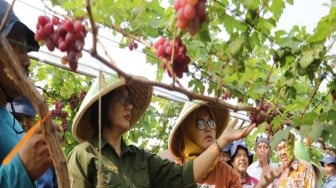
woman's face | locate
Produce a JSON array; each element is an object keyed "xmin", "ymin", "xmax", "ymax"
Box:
[
  {"xmin": 107, "ymin": 86, "xmax": 133, "ymax": 132},
  {"xmin": 195, "ymin": 108, "xmax": 216, "ymax": 149},
  {"xmin": 232, "ymin": 148, "xmax": 249, "ymax": 173}
]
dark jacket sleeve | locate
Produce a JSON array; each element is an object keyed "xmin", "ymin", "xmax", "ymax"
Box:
[{"xmin": 145, "ymin": 151, "xmax": 196, "ymax": 188}]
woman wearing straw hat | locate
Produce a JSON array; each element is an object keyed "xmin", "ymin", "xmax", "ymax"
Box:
[
  {"xmin": 168, "ymin": 100, "xmax": 248, "ymax": 187},
  {"xmin": 168, "ymin": 101, "xmax": 283, "ymax": 188},
  {"xmin": 67, "ymin": 73, "xmax": 256, "ymax": 187}
]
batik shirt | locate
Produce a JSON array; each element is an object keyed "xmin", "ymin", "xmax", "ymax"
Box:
[{"xmin": 276, "ymin": 159, "xmax": 317, "ymax": 188}]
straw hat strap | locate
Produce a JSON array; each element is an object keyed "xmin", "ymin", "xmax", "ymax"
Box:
[
  {"xmin": 125, "ymin": 75, "xmax": 134, "ymax": 85},
  {"xmin": 97, "ymin": 71, "xmax": 104, "ymax": 185}
]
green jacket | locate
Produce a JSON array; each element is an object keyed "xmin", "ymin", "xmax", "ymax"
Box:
[{"xmin": 67, "ymin": 137, "xmax": 196, "ymax": 188}]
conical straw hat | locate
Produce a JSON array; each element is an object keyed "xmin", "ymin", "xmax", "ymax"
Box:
[
  {"xmin": 72, "ymin": 73, "xmax": 152, "ymax": 143},
  {"xmin": 168, "ymin": 100, "xmax": 229, "ymax": 159}
]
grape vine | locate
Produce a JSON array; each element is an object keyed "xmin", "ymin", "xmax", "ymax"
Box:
[
  {"xmin": 35, "ymin": 15, "xmax": 87, "ymax": 71},
  {"xmin": 249, "ymin": 101, "xmax": 273, "ymax": 126},
  {"xmin": 128, "ymin": 40, "xmax": 138, "ymax": 51},
  {"xmin": 174, "ymin": 0, "xmax": 207, "ymax": 35},
  {"xmin": 154, "ymin": 37, "xmax": 191, "ymax": 78},
  {"xmin": 50, "ymin": 90, "xmax": 87, "ymax": 132}
]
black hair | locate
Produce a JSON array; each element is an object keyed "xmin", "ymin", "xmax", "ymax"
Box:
[
  {"xmin": 88, "ymin": 86, "xmax": 131, "ymax": 130},
  {"xmin": 89, "ymin": 90, "xmax": 117, "ymax": 129}
]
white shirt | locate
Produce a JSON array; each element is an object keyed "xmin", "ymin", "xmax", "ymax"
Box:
[{"xmin": 247, "ymin": 160, "xmax": 278, "ymax": 188}]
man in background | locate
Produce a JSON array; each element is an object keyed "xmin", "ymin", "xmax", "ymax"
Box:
[
  {"xmin": 7, "ymin": 96, "xmax": 58, "ymax": 188},
  {"xmin": 320, "ymin": 155, "xmax": 336, "ymax": 188},
  {"xmin": 0, "ymin": 1, "xmax": 56, "ymax": 187},
  {"xmin": 247, "ymin": 133, "xmax": 278, "ymax": 187}
]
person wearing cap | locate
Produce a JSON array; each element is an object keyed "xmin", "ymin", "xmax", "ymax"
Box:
[
  {"xmin": 67, "ymin": 74, "xmax": 255, "ymax": 187},
  {"xmin": 0, "ymin": 1, "xmax": 57, "ymax": 187},
  {"xmin": 247, "ymin": 133, "xmax": 277, "ymax": 187},
  {"xmin": 219, "ymin": 142, "xmax": 233, "ymax": 163},
  {"xmin": 6, "ymin": 96, "xmax": 37, "ymax": 131},
  {"xmin": 168, "ymin": 100, "xmax": 252, "ymax": 187},
  {"xmin": 274, "ymin": 132, "xmax": 317, "ymax": 188},
  {"xmin": 6, "ymin": 96, "xmax": 58, "ymax": 188},
  {"xmin": 320, "ymin": 155, "xmax": 336, "ymax": 188},
  {"xmin": 230, "ymin": 139, "xmax": 259, "ymax": 187}
]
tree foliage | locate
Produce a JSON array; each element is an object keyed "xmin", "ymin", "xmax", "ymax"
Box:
[{"xmin": 28, "ymin": 0, "xmax": 336, "ymax": 159}]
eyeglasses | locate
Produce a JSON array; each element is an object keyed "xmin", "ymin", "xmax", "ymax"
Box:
[
  {"xmin": 196, "ymin": 119, "xmax": 216, "ymax": 130},
  {"xmin": 116, "ymin": 95, "xmax": 133, "ymax": 106}
]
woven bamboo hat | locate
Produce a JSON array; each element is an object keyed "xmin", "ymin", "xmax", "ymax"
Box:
[
  {"xmin": 168, "ymin": 100, "xmax": 230, "ymax": 159},
  {"xmin": 72, "ymin": 73, "xmax": 153, "ymax": 143}
]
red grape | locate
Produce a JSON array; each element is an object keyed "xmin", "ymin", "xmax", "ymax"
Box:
[{"xmin": 35, "ymin": 15, "xmax": 87, "ymax": 71}]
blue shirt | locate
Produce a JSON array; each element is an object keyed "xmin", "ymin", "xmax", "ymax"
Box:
[
  {"xmin": 322, "ymin": 175, "xmax": 336, "ymax": 188},
  {"xmin": 0, "ymin": 107, "xmax": 35, "ymax": 187},
  {"xmin": 37, "ymin": 168, "xmax": 58, "ymax": 188}
]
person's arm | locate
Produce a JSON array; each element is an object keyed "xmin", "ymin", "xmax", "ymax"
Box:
[
  {"xmin": 0, "ymin": 154, "xmax": 36, "ymax": 188},
  {"xmin": 17, "ymin": 124, "xmax": 54, "ymax": 180},
  {"xmin": 193, "ymin": 119, "xmax": 255, "ymax": 181},
  {"xmin": 67, "ymin": 144, "xmax": 96, "ymax": 188},
  {"xmin": 147, "ymin": 151, "xmax": 196, "ymax": 188}
]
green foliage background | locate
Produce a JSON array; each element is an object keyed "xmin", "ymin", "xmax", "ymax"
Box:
[{"xmin": 29, "ymin": 0, "xmax": 336, "ymax": 166}]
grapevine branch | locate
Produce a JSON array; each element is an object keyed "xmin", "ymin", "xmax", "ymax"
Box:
[
  {"xmin": 111, "ymin": 24, "xmax": 152, "ymax": 48},
  {"xmin": 299, "ymin": 73, "xmax": 325, "ymax": 124},
  {"xmin": 81, "ymin": 0, "xmax": 257, "ymax": 114}
]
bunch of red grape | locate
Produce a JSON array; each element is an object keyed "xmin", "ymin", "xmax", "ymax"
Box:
[
  {"xmin": 35, "ymin": 15, "xmax": 87, "ymax": 71},
  {"xmin": 154, "ymin": 37, "xmax": 191, "ymax": 78},
  {"xmin": 221, "ymin": 89, "xmax": 232, "ymax": 100},
  {"xmin": 51, "ymin": 100, "xmax": 68, "ymax": 131},
  {"xmin": 174, "ymin": 0, "xmax": 207, "ymax": 35},
  {"xmin": 249, "ymin": 102, "xmax": 270, "ymax": 126},
  {"xmin": 128, "ymin": 40, "xmax": 138, "ymax": 51},
  {"xmin": 50, "ymin": 90, "xmax": 87, "ymax": 132}
]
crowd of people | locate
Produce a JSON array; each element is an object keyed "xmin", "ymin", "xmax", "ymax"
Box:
[{"xmin": 1, "ymin": 0, "xmax": 336, "ymax": 187}]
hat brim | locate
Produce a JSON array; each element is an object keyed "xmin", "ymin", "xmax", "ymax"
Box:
[
  {"xmin": 72, "ymin": 74, "xmax": 152, "ymax": 143},
  {"xmin": 12, "ymin": 22, "xmax": 39, "ymax": 52},
  {"xmin": 6, "ymin": 98, "xmax": 36, "ymax": 116},
  {"xmin": 0, "ymin": 0, "xmax": 39, "ymax": 52},
  {"xmin": 168, "ymin": 100, "xmax": 229, "ymax": 159},
  {"xmin": 320, "ymin": 158, "xmax": 336, "ymax": 167}
]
